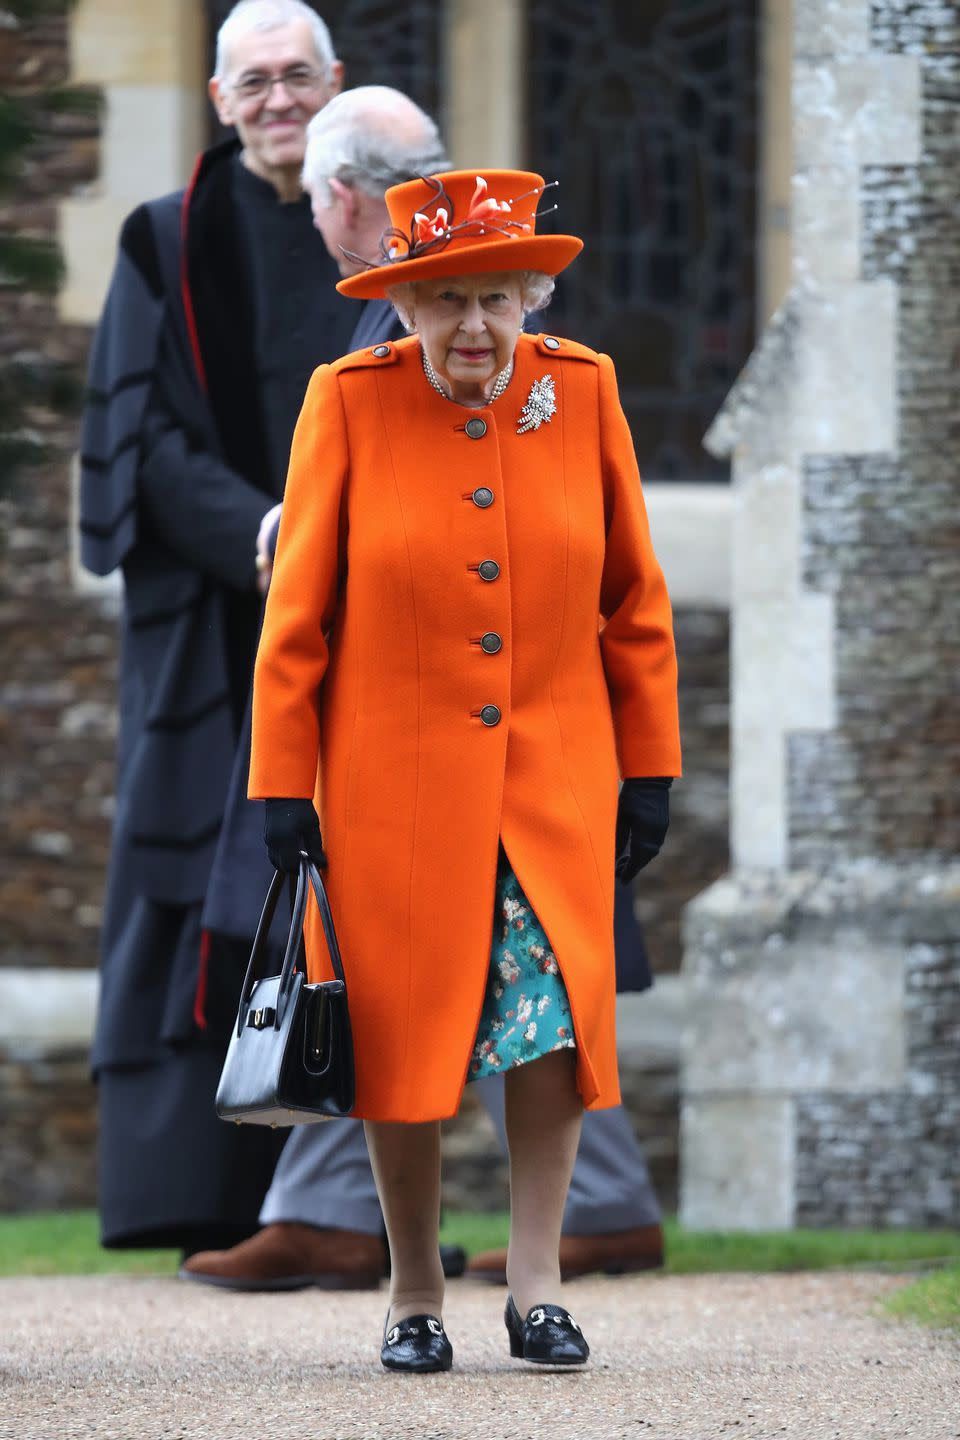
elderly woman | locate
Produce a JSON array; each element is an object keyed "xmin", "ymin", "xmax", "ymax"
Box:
[{"xmin": 249, "ymin": 170, "xmax": 681, "ymax": 1373}]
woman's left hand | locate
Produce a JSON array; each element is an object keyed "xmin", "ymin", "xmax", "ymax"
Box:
[{"xmin": 615, "ymin": 778, "xmax": 673, "ymax": 884}]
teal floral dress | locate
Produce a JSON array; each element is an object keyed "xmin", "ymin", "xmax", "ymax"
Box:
[{"xmin": 468, "ymin": 847, "xmax": 576, "ymax": 1079}]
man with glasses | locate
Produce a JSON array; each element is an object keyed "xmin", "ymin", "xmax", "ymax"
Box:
[{"xmin": 79, "ymin": 0, "xmax": 359, "ymax": 1260}]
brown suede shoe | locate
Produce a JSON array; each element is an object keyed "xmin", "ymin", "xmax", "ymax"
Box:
[
  {"xmin": 466, "ymin": 1223, "xmax": 665, "ymax": 1284},
  {"xmin": 178, "ymin": 1222, "xmax": 386, "ymax": 1291}
]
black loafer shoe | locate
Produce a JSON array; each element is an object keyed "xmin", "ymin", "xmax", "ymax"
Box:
[
  {"xmin": 380, "ymin": 1313, "xmax": 453, "ymax": 1373},
  {"xmin": 505, "ymin": 1295, "xmax": 589, "ymax": 1366}
]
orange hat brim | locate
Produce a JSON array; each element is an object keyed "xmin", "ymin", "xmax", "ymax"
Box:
[{"xmin": 336, "ymin": 233, "xmax": 583, "ymax": 300}]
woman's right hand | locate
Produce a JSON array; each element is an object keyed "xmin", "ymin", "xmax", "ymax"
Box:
[{"xmin": 263, "ymin": 797, "xmax": 327, "ymax": 873}]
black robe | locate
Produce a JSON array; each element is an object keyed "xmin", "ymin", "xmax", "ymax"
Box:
[{"xmin": 79, "ymin": 139, "xmax": 356, "ymax": 1247}]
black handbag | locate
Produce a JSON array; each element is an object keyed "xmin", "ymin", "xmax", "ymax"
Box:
[{"xmin": 215, "ymin": 854, "xmax": 355, "ymax": 1126}]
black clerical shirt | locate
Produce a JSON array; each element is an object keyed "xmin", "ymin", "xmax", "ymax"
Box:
[{"xmin": 232, "ymin": 156, "xmax": 357, "ymax": 494}]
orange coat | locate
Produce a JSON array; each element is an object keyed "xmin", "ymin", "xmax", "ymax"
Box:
[{"xmin": 249, "ymin": 332, "xmax": 681, "ymax": 1121}]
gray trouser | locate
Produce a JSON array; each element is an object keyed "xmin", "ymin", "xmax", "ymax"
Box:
[{"xmin": 260, "ymin": 1077, "xmax": 660, "ymax": 1235}]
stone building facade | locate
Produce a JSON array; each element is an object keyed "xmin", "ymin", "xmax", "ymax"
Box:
[{"xmin": 681, "ymin": 0, "xmax": 960, "ymax": 1229}]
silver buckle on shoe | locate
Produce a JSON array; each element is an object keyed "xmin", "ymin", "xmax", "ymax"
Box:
[
  {"xmin": 426, "ymin": 1318, "xmax": 443, "ymax": 1336},
  {"xmin": 530, "ymin": 1306, "xmax": 580, "ymax": 1332},
  {"xmin": 386, "ymin": 1325, "xmax": 403, "ymax": 1345}
]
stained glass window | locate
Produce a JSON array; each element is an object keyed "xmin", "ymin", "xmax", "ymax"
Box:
[{"xmin": 525, "ymin": 0, "xmax": 758, "ymax": 481}]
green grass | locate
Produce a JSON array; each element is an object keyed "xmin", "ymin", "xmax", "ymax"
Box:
[
  {"xmin": 0, "ymin": 1211, "xmax": 178, "ymax": 1277},
  {"xmin": 658, "ymin": 1220, "xmax": 960, "ymax": 1275},
  {"xmin": 3, "ymin": 1210, "xmax": 960, "ymax": 1280},
  {"xmin": 885, "ymin": 1264, "xmax": 960, "ymax": 1331},
  {"xmin": 440, "ymin": 1210, "xmax": 511, "ymax": 1256}
]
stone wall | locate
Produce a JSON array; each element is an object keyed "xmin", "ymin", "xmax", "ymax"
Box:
[
  {"xmin": 682, "ymin": 860, "xmax": 960, "ymax": 1230},
  {"xmin": 0, "ymin": 8, "xmax": 110, "ymax": 1213},
  {"xmin": 0, "ymin": 1051, "xmax": 97, "ymax": 1211},
  {"xmin": 789, "ymin": 452, "xmax": 959, "ymax": 865},
  {"xmin": 787, "ymin": 0, "xmax": 960, "ymax": 869},
  {"xmin": 1, "ymin": 10, "xmax": 114, "ymax": 973},
  {"xmin": 788, "ymin": 0, "xmax": 960, "ymax": 1224},
  {"xmin": 795, "ymin": 916, "xmax": 960, "ymax": 1228}
]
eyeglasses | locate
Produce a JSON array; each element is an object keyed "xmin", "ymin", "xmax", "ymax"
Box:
[{"xmin": 230, "ymin": 66, "xmax": 325, "ymax": 103}]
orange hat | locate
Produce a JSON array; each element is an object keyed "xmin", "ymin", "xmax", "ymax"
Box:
[{"xmin": 336, "ymin": 169, "xmax": 583, "ymax": 299}]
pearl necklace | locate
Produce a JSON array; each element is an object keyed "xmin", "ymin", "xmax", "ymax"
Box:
[{"xmin": 421, "ymin": 346, "xmax": 513, "ymax": 405}]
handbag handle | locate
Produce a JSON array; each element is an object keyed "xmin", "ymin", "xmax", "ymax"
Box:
[
  {"xmin": 297, "ymin": 851, "xmax": 347, "ymax": 988},
  {"xmin": 235, "ymin": 854, "xmax": 345, "ymax": 1038}
]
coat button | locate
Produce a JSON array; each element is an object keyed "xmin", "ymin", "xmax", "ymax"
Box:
[
  {"xmin": 472, "ymin": 487, "xmax": 494, "ymax": 508},
  {"xmin": 372, "ymin": 345, "xmax": 390, "ymax": 357},
  {"xmin": 543, "ymin": 335, "xmax": 560, "ymax": 350},
  {"xmin": 465, "ymin": 417, "xmax": 487, "ymax": 439},
  {"xmin": 479, "ymin": 704, "xmax": 501, "ymax": 727},
  {"xmin": 480, "ymin": 632, "xmax": 502, "ymax": 654},
  {"xmin": 478, "ymin": 560, "xmax": 500, "ymax": 581}
]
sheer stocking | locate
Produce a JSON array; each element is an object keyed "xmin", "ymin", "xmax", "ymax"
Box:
[
  {"xmin": 503, "ymin": 1048, "xmax": 583, "ymax": 1317},
  {"xmin": 364, "ymin": 1119, "xmax": 445, "ymax": 1327}
]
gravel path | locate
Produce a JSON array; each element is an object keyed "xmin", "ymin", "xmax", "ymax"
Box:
[{"xmin": 1, "ymin": 1272, "xmax": 957, "ymax": 1440}]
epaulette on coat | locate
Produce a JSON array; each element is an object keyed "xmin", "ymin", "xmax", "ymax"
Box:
[
  {"xmin": 531, "ymin": 333, "xmax": 600, "ymax": 365},
  {"xmin": 333, "ymin": 337, "xmax": 409, "ymax": 374}
]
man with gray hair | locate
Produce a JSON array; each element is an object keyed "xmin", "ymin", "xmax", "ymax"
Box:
[
  {"xmin": 182, "ymin": 86, "xmax": 667, "ymax": 1294},
  {"xmin": 302, "ymin": 82, "xmax": 448, "ymax": 208}
]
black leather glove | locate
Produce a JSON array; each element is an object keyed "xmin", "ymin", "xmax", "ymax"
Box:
[
  {"xmin": 615, "ymin": 778, "xmax": 672, "ymax": 885},
  {"xmin": 263, "ymin": 797, "xmax": 327, "ymax": 874}
]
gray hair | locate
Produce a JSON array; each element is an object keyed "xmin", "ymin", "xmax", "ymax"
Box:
[
  {"xmin": 302, "ymin": 86, "xmax": 448, "ymax": 204},
  {"xmin": 214, "ymin": 0, "xmax": 337, "ymax": 81},
  {"xmin": 387, "ymin": 273, "xmax": 556, "ymax": 331}
]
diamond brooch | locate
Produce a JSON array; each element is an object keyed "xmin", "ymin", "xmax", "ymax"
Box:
[{"xmin": 517, "ymin": 374, "xmax": 556, "ymax": 434}]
